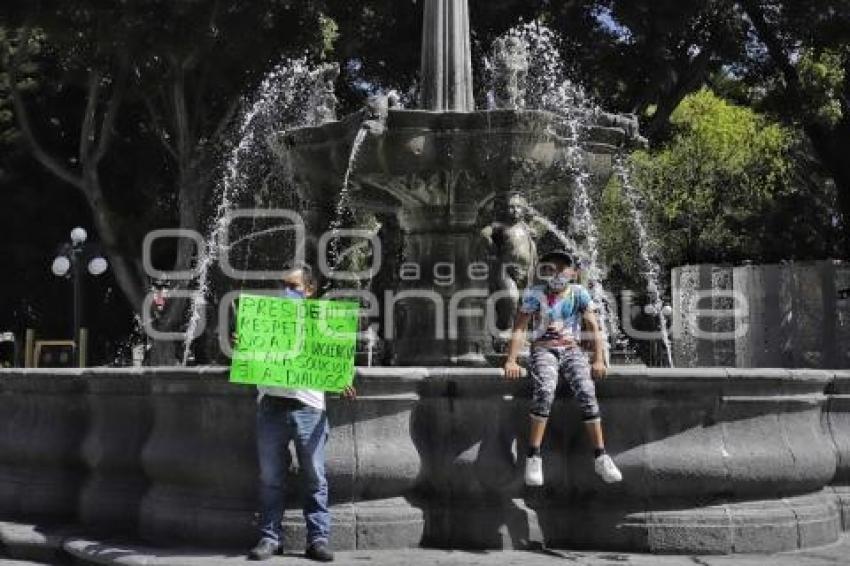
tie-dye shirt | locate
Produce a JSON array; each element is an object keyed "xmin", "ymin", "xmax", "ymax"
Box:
[{"xmin": 519, "ymin": 284, "xmax": 593, "ymax": 343}]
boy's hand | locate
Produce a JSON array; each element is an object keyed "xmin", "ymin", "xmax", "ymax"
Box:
[
  {"xmin": 504, "ymin": 360, "xmax": 523, "ymax": 380},
  {"xmin": 591, "ymin": 360, "xmax": 607, "ymax": 380},
  {"xmin": 546, "ymin": 321, "xmax": 564, "ymax": 334},
  {"xmin": 341, "ymin": 385, "xmax": 357, "ymax": 399}
]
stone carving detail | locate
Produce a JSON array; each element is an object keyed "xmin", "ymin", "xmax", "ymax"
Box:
[{"xmin": 363, "ymin": 91, "xmax": 402, "ymax": 135}]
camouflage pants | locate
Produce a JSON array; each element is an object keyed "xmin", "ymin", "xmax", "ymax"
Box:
[{"xmin": 529, "ymin": 345, "xmax": 600, "ymax": 421}]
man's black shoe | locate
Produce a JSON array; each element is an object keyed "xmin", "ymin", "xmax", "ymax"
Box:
[
  {"xmin": 248, "ymin": 538, "xmax": 281, "ymax": 561},
  {"xmin": 305, "ymin": 541, "xmax": 334, "ymax": 562}
]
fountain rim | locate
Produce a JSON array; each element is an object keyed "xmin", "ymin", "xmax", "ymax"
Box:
[
  {"xmin": 1, "ymin": 365, "xmax": 842, "ymax": 387},
  {"xmin": 277, "ymin": 106, "xmax": 644, "ymax": 150}
]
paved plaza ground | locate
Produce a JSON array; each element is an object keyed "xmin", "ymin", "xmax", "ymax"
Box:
[{"xmin": 3, "ymin": 521, "xmax": 850, "ymax": 566}]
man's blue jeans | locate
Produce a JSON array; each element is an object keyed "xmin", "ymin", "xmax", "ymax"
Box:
[{"xmin": 256, "ymin": 396, "xmax": 330, "ymax": 546}]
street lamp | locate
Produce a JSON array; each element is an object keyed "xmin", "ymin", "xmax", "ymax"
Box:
[
  {"xmin": 71, "ymin": 226, "xmax": 88, "ymax": 246},
  {"xmin": 52, "ymin": 226, "xmax": 109, "ymax": 366}
]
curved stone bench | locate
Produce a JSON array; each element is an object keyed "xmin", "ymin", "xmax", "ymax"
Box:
[
  {"xmin": 0, "ymin": 366, "xmax": 845, "ymax": 554},
  {"xmin": 827, "ymin": 370, "xmax": 850, "ymax": 529},
  {"xmin": 0, "ymin": 371, "xmax": 87, "ymax": 520},
  {"xmin": 80, "ymin": 368, "xmax": 151, "ymax": 534}
]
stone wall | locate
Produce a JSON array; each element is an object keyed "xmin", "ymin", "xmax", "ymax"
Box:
[
  {"xmin": 735, "ymin": 261, "xmax": 850, "ymax": 368},
  {"xmin": 670, "ymin": 265, "xmax": 736, "ymax": 368},
  {"xmin": 670, "ymin": 261, "xmax": 850, "ymax": 368},
  {"xmin": 0, "ymin": 366, "xmax": 848, "ymax": 554}
]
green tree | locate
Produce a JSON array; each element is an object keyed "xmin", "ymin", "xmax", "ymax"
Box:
[
  {"xmin": 736, "ymin": 0, "xmax": 850, "ymax": 251},
  {"xmin": 602, "ymin": 88, "xmax": 839, "ymax": 270}
]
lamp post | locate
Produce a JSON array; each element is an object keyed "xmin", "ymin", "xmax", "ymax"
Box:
[{"xmin": 52, "ymin": 227, "xmax": 108, "ymax": 367}]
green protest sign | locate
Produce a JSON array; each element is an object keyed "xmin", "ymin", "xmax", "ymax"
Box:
[{"xmin": 229, "ymin": 294, "xmax": 358, "ymax": 391}]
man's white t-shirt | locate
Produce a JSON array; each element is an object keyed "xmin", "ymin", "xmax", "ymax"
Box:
[
  {"xmin": 253, "ymin": 287, "xmax": 325, "ymax": 410},
  {"xmin": 257, "ymin": 386, "xmax": 325, "ymax": 411}
]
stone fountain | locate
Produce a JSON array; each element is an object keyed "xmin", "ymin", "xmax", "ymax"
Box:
[
  {"xmin": 272, "ymin": 0, "xmax": 643, "ymax": 366},
  {"xmin": 1, "ymin": 2, "xmax": 848, "ymax": 562}
]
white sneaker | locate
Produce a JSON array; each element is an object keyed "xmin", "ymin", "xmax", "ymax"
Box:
[
  {"xmin": 525, "ymin": 455, "xmax": 544, "ymax": 486},
  {"xmin": 594, "ymin": 454, "xmax": 622, "ymax": 483}
]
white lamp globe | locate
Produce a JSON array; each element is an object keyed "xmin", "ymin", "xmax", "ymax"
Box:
[
  {"xmin": 661, "ymin": 305, "xmax": 673, "ymax": 317},
  {"xmin": 52, "ymin": 256, "xmax": 71, "ymax": 277},
  {"xmin": 87, "ymin": 256, "xmax": 108, "ymax": 276},
  {"xmin": 70, "ymin": 227, "xmax": 88, "ymax": 245},
  {"xmin": 644, "ymin": 304, "xmax": 658, "ymax": 316}
]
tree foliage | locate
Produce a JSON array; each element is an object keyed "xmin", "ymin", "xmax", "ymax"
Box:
[
  {"xmin": 601, "ymin": 88, "xmax": 839, "ymax": 272},
  {"xmin": 1, "ymin": 0, "xmax": 326, "ymax": 319},
  {"xmin": 0, "ymin": 26, "xmax": 41, "ymax": 148},
  {"xmin": 796, "ymin": 48, "xmax": 846, "ymax": 128}
]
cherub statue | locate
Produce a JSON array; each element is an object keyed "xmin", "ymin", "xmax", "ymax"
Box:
[
  {"xmin": 363, "ymin": 89, "xmax": 403, "ymax": 136},
  {"xmin": 480, "ymin": 193, "xmax": 547, "ymax": 347}
]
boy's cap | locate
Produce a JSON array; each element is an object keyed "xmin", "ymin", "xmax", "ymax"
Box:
[{"xmin": 539, "ymin": 249, "xmax": 574, "ymax": 266}]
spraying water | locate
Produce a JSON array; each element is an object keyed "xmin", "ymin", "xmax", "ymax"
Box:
[
  {"xmin": 498, "ymin": 21, "xmax": 589, "ymax": 112},
  {"xmin": 560, "ymin": 112, "xmax": 617, "ymax": 362},
  {"xmin": 181, "ymin": 58, "xmax": 314, "ymax": 364},
  {"xmin": 327, "ymin": 127, "xmax": 369, "ymax": 274},
  {"xmin": 613, "ymin": 157, "xmax": 675, "ymax": 367}
]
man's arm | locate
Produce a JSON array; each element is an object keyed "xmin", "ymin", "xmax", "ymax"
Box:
[
  {"xmin": 582, "ymin": 309, "xmax": 607, "ymax": 379},
  {"xmin": 503, "ymin": 310, "xmax": 531, "ymax": 380}
]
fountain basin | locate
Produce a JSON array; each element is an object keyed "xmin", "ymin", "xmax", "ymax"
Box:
[
  {"xmin": 274, "ymin": 108, "xmax": 640, "ymax": 211},
  {"xmin": 0, "ymin": 366, "xmax": 847, "ymax": 553}
]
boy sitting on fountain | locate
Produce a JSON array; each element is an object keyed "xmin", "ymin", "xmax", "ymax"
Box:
[
  {"xmin": 503, "ymin": 249, "xmax": 622, "ymax": 486},
  {"xmin": 247, "ymin": 264, "xmax": 355, "ymax": 562}
]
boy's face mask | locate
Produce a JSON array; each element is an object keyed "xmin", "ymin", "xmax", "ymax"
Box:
[{"xmin": 546, "ymin": 273, "xmax": 571, "ymax": 293}]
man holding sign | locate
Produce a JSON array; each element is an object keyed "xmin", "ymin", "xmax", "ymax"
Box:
[{"xmin": 231, "ymin": 266, "xmax": 356, "ymax": 562}]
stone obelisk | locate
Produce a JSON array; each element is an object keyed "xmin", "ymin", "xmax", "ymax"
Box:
[{"xmin": 419, "ymin": 0, "xmax": 475, "ymax": 112}]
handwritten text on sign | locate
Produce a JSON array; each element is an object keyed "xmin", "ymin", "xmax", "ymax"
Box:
[{"xmin": 229, "ymin": 294, "xmax": 358, "ymax": 391}]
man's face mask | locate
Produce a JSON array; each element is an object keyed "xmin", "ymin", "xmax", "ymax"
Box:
[{"xmin": 281, "ymin": 282, "xmax": 306, "ymax": 299}]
